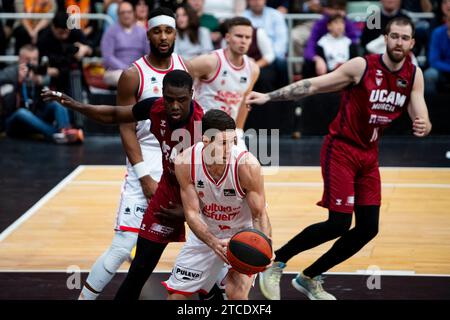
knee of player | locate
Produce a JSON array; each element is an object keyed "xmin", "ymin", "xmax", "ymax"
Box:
[
  {"xmin": 103, "ymin": 246, "xmax": 131, "ymax": 274},
  {"xmin": 225, "ymin": 284, "xmax": 249, "ymax": 300},
  {"xmin": 328, "ymin": 211, "xmax": 352, "ymax": 235},
  {"xmin": 365, "ymin": 224, "xmax": 379, "ymax": 240}
]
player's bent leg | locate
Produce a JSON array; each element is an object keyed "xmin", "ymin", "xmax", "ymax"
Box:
[
  {"xmin": 225, "ymin": 270, "xmax": 254, "ymax": 300},
  {"xmin": 114, "ymin": 236, "xmax": 167, "ymax": 300},
  {"xmin": 297, "ymin": 207, "xmax": 380, "ymax": 299},
  {"xmin": 259, "ymin": 211, "xmax": 351, "ymax": 300},
  {"xmin": 274, "ymin": 211, "xmax": 352, "ymax": 264},
  {"xmin": 79, "ymin": 231, "xmax": 138, "ymax": 300}
]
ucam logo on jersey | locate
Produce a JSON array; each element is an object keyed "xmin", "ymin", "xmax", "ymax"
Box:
[
  {"xmin": 174, "ymin": 265, "xmax": 203, "ymax": 282},
  {"xmin": 369, "ymin": 90, "xmax": 406, "ymax": 107},
  {"xmin": 369, "ymin": 89, "xmax": 406, "ymax": 112}
]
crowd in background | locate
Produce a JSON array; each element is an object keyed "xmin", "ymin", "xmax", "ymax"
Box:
[{"xmin": 0, "ymin": 0, "xmax": 449, "ymax": 143}]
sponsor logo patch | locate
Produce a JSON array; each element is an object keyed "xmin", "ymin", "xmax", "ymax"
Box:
[
  {"xmin": 224, "ymin": 189, "xmax": 236, "ymax": 196},
  {"xmin": 134, "ymin": 204, "xmax": 146, "ymax": 219},
  {"xmin": 396, "ymin": 78, "xmax": 408, "ymax": 88},
  {"xmin": 173, "ymin": 265, "xmax": 203, "ymax": 282},
  {"xmin": 197, "ymin": 180, "xmax": 205, "ymax": 188}
]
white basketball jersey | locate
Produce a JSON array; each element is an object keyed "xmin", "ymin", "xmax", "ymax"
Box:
[
  {"xmin": 132, "ymin": 54, "xmax": 188, "ymax": 148},
  {"xmin": 194, "ymin": 49, "xmax": 253, "ymax": 121},
  {"xmin": 190, "ymin": 142, "xmax": 253, "ymax": 239}
]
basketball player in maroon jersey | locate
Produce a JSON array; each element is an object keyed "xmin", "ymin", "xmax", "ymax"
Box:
[
  {"xmin": 247, "ymin": 17, "xmax": 431, "ymax": 300},
  {"xmin": 42, "ymin": 70, "xmax": 223, "ymax": 300}
]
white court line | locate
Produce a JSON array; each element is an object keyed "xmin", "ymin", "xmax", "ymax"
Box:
[
  {"xmin": 80, "ymin": 165, "xmax": 450, "ymax": 172},
  {"xmin": 71, "ymin": 180, "xmax": 450, "ymax": 189},
  {"xmin": 261, "ymin": 166, "xmax": 450, "ymax": 172},
  {"xmin": 0, "ymin": 166, "xmax": 86, "ymax": 243},
  {"xmin": 0, "ymin": 269, "xmax": 449, "ymax": 277}
]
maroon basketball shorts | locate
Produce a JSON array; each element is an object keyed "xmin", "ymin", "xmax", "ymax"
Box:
[
  {"xmin": 317, "ymin": 135, "xmax": 381, "ymax": 214},
  {"xmin": 139, "ymin": 174, "xmax": 185, "ymax": 243}
]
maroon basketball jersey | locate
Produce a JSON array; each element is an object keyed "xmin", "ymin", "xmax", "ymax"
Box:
[
  {"xmin": 149, "ymin": 98, "xmax": 204, "ymax": 184},
  {"xmin": 328, "ymin": 54, "xmax": 416, "ymax": 149}
]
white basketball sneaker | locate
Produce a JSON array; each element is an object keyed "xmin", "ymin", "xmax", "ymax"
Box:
[
  {"xmin": 258, "ymin": 261, "xmax": 286, "ymax": 300},
  {"xmin": 291, "ymin": 272, "xmax": 336, "ymax": 300}
]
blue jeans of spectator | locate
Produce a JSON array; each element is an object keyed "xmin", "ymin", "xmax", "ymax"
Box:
[
  {"xmin": 6, "ymin": 101, "xmax": 70, "ymax": 140},
  {"xmin": 424, "ymin": 68, "xmax": 450, "ymax": 96}
]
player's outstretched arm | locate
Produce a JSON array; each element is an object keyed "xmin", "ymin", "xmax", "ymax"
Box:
[
  {"xmin": 407, "ymin": 67, "xmax": 432, "ymax": 137},
  {"xmin": 238, "ymin": 153, "xmax": 272, "ymax": 240},
  {"xmin": 246, "ymin": 57, "xmax": 366, "ymax": 105},
  {"xmin": 174, "ymin": 149, "xmax": 230, "ymax": 264},
  {"xmin": 41, "ymin": 89, "xmax": 137, "ymax": 124}
]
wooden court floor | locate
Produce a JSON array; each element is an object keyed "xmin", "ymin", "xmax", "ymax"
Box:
[{"xmin": 0, "ymin": 165, "xmax": 449, "ymax": 275}]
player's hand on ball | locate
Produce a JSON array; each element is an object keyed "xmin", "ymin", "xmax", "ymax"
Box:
[{"xmin": 210, "ymin": 238, "xmax": 230, "ymax": 264}]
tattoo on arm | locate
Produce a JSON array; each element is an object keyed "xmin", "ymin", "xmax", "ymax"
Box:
[{"xmin": 268, "ymin": 80, "xmax": 312, "ymax": 101}]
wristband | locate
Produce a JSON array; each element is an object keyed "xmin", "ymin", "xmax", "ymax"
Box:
[{"xmin": 133, "ymin": 162, "xmax": 148, "ymax": 179}]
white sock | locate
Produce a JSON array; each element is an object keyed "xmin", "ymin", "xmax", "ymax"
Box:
[{"xmin": 79, "ymin": 285, "xmax": 100, "ymax": 300}]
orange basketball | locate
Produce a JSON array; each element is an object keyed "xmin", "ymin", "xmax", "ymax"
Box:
[{"xmin": 227, "ymin": 228, "xmax": 272, "ymax": 275}]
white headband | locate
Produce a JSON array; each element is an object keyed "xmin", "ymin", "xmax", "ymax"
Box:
[{"xmin": 148, "ymin": 15, "xmax": 176, "ymax": 30}]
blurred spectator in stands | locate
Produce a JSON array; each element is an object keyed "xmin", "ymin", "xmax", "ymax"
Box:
[
  {"xmin": 424, "ymin": 4, "xmax": 450, "ymax": 96},
  {"xmin": 174, "ymin": 3, "xmax": 213, "ymax": 59},
  {"xmin": 246, "ymin": 26, "xmax": 275, "ymax": 69},
  {"xmin": 101, "ymin": 1, "xmax": 148, "ymax": 86},
  {"xmin": 188, "ymin": 0, "xmax": 221, "ymax": 45},
  {"xmin": 266, "ymin": 0, "xmax": 289, "ymax": 13},
  {"xmin": 0, "ymin": 1, "xmax": 15, "ymax": 63},
  {"xmin": 133, "ymin": 0, "xmax": 150, "ymax": 29},
  {"xmin": 316, "ymin": 14, "xmax": 357, "ymax": 75},
  {"xmin": 302, "ymin": 0, "xmax": 359, "ymax": 78},
  {"xmin": 431, "ymin": 0, "xmax": 450, "ymax": 30},
  {"xmin": 360, "ymin": 0, "xmax": 409, "ymax": 54},
  {"xmin": 12, "ymin": 0, "xmax": 57, "ymax": 55},
  {"xmin": 244, "ymin": 0, "xmax": 288, "ymax": 86},
  {"xmin": 402, "ymin": 0, "xmax": 433, "ymax": 12},
  {"xmin": 159, "ymin": 0, "xmax": 185, "ymax": 11},
  {"xmin": 401, "ymin": 0, "xmax": 433, "ymax": 56},
  {"xmin": 0, "ymin": 44, "xmax": 83, "ymax": 143},
  {"xmin": 203, "ymin": 0, "xmax": 246, "ymax": 21},
  {"xmin": 104, "ymin": 0, "xmax": 132, "ymax": 29},
  {"xmin": 37, "ymin": 12, "xmax": 93, "ymax": 93},
  {"xmin": 246, "ymin": 25, "xmax": 276, "ymax": 97},
  {"xmin": 290, "ymin": 1, "xmax": 324, "ymax": 75},
  {"xmin": 57, "ymin": 0, "xmax": 102, "ymax": 50}
]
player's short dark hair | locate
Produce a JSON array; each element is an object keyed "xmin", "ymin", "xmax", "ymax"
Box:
[
  {"xmin": 226, "ymin": 16, "xmax": 253, "ymax": 31},
  {"xmin": 53, "ymin": 12, "xmax": 69, "ymax": 29},
  {"xmin": 385, "ymin": 17, "xmax": 415, "ymax": 37},
  {"xmin": 149, "ymin": 6, "xmax": 176, "ymax": 19},
  {"xmin": 202, "ymin": 110, "xmax": 236, "ymax": 139},
  {"xmin": 162, "ymin": 70, "xmax": 193, "ymax": 91}
]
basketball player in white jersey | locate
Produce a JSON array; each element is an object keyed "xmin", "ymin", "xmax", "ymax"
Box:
[
  {"xmin": 163, "ymin": 110, "xmax": 272, "ymax": 299},
  {"xmin": 79, "ymin": 7, "xmax": 187, "ymax": 300},
  {"xmin": 185, "ymin": 17, "xmax": 260, "ymax": 149}
]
